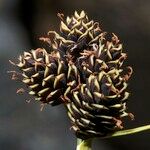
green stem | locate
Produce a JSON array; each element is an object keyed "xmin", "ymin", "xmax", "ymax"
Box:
[
  {"xmin": 76, "ymin": 138, "xmax": 92, "ymax": 150},
  {"xmin": 106, "ymin": 124, "xmax": 150, "ymax": 138},
  {"xmin": 75, "ymin": 125, "xmax": 150, "ymax": 149}
]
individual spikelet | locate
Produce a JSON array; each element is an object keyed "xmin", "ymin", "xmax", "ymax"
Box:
[
  {"xmin": 66, "ymin": 68, "xmax": 133, "ymax": 139},
  {"xmin": 48, "ymin": 11, "xmax": 103, "ymax": 62},
  {"xmin": 14, "ymin": 48, "xmax": 67, "ymax": 106}
]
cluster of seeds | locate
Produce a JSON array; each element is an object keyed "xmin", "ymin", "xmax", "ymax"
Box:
[{"xmin": 11, "ymin": 11, "xmax": 133, "ymax": 139}]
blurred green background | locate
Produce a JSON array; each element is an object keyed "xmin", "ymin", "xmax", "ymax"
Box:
[{"xmin": 0, "ymin": 0, "xmax": 150, "ymax": 149}]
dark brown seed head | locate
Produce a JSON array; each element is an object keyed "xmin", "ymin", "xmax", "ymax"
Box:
[
  {"xmin": 48, "ymin": 11, "xmax": 102, "ymax": 62},
  {"xmin": 15, "ymin": 48, "xmax": 68, "ymax": 106},
  {"xmin": 67, "ymin": 68, "xmax": 133, "ymax": 139},
  {"xmin": 10, "ymin": 11, "xmax": 133, "ymax": 139}
]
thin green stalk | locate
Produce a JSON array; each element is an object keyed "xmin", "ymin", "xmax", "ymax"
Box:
[
  {"xmin": 76, "ymin": 138, "xmax": 92, "ymax": 150},
  {"xmin": 76, "ymin": 125, "xmax": 150, "ymax": 150},
  {"xmin": 106, "ymin": 124, "xmax": 150, "ymax": 138}
]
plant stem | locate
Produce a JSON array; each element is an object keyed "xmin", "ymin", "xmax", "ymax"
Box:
[
  {"xmin": 76, "ymin": 138, "xmax": 92, "ymax": 150},
  {"xmin": 75, "ymin": 125, "xmax": 150, "ymax": 149},
  {"xmin": 104, "ymin": 124, "xmax": 150, "ymax": 138}
]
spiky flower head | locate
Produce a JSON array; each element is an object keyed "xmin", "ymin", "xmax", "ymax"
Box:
[
  {"xmin": 49, "ymin": 11, "xmax": 102, "ymax": 62},
  {"xmin": 10, "ymin": 11, "xmax": 133, "ymax": 139},
  {"xmin": 13, "ymin": 48, "xmax": 68, "ymax": 106}
]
